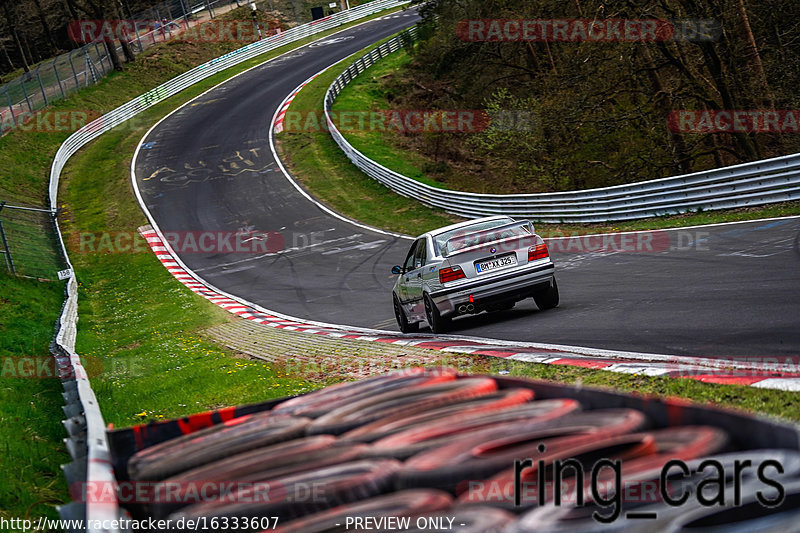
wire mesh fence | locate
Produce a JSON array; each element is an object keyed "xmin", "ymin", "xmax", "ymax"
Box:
[{"xmin": 0, "ymin": 202, "xmax": 67, "ymax": 279}]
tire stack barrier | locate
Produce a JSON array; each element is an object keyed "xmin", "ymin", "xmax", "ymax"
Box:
[{"xmin": 105, "ymin": 368, "xmax": 800, "ymax": 531}]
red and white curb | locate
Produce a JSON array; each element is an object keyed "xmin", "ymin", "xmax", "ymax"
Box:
[
  {"xmin": 273, "ymin": 74, "xmax": 318, "ymax": 134},
  {"xmin": 138, "ymin": 225, "xmax": 800, "ymax": 392}
]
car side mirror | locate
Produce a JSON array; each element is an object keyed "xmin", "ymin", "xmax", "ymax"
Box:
[{"xmin": 391, "ymin": 265, "xmax": 403, "ymax": 275}]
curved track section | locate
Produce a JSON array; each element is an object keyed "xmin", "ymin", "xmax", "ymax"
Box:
[{"xmin": 133, "ymin": 13, "xmax": 800, "ymax": 359}]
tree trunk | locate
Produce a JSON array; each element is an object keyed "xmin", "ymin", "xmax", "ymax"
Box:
[
  {"xmin": 114, "ymin": 1, "xmax": 135, "ymax": 62},
  {"xmin": 641, "ymin": 45, "xmax": 691, "ymax": 173},
  {"xmin": 0, "ymin": 36, "xmax": 14, "ymax": 71},
  {"xmin": 62, "ymin": 0, "xmax": 79, "ymax": 20},
  {"xmin": 31, "ymin": 0, "xmax": 59, "ymax": 54},
  {"xmin": 1, "ymin": 2, "xmax": 29, "ymax": 72},
  {"xmin": 737, "ymin": 0, "xmax": 772, "ymax": 107},
  {"xmin": 105, "ymin": 40, "xmax": 123, "ymax": 71},
  {"xmin": 21, "ymin": 30, "xmax": 37, "ymax": 64}
]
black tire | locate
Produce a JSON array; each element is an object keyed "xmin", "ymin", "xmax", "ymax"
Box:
[
  {"xmin": 170, "ymin": 459, "xmax": 402, "ymax": 528},
  {"xmin": 393, "ymin": 295, "xmax": 419, "ymax": 334},
  {"xmin": 340, "ymin": 388, "xmax": 535, "ymax": 443},
  {"xmin": 424, "ymin": 294, "xmax": 450, "ymax": 334},
  {"xmin": 273, "ymin": 368, "xmax": 457, "ymax": 418},
  {"xmin": 306, "ymin": 378, "xmax": 498, "ymax": 436},
  {"xmin": 128, "ymin": 414, "xmax": 310, "ymax": 481},
  {"xmin": 533, "ymin": 277, "xmax": 559, "ymax": 310},
  {"xmin": 149, "ymin": 437, "xmax": 366, "ymax": 518},
  {"xmin": 367, "ymin": 398, "xmax": 581, "ymax": 460},
  {"xmin": 396, "ymin": 409, "xmax": 647, "ymax": 492}
]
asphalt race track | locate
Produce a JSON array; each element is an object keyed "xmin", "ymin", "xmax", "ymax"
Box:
[{"xmin": 133, "ymin": 9, "xmax": 800, "ymax": 359}]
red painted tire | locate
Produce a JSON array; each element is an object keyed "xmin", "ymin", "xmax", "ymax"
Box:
[
  {"xmin": 306, "ymin": 378, "xmax": 499, "ymax": 436},
  {"xmin": 270, "ymin": 490, "xmax": 454, "ymax": 533},
  {"xmin": 396, "ymin": 409, "xmax": 647, "ymax": 492},
  {"xmin": 148, "ymin": 437, "xmax": 365, "ymax": 518},
  {"xmin": 368, "ymin": 398, "xmax": 581, "ymax": 460},
  {"xmin": 273, "ymin": 367, "xmax": 458, "ymax": 418},
  {"xmin": 169, "ymin": 459, "xmax": 403, "ymax": 528},
  {"xmin": 128, "ymin": 415, "xmax": 310, "ymax": 481},
  {"xmin": 340, "ymin": 388, "xmax": 535, "ymax": 443}
]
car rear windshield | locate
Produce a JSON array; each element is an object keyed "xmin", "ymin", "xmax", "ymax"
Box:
[{"xmin": 433, "ymin": 218, "xmax": 529, "ymax": 256}]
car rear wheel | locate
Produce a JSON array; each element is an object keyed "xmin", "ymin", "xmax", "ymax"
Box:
[
  {"xmin": 533, "ymin": 277, "xmax": 559, "ymax": 310},
  {"xmin": 394, "ymin": 295, "xmax": 419, "ymax": 334},
  {"xmin": 424, "ymin": 294, "xmax": 451, "ymax": 334}
]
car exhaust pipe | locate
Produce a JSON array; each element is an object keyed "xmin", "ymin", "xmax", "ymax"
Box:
[
  {"xmin": 466, "ymin": 303, "xmax": 475, "ymax": 313},
  {"xmin": 458, "ymin": 305, "xmax": 468, "ymax": 314}
]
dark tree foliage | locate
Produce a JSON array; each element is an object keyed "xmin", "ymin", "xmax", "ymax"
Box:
[
  {"xmin": 400, "ymin": 0, "xmax": 800, "ymax": 192},
  {"xmin": 0, "ymin": 0, "xmax": 173, "ymax": 77}
]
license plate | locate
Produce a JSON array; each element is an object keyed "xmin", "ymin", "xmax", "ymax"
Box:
[{"xmin": 475, "ymin": 254, "xmax": 517, "ymax": 273}]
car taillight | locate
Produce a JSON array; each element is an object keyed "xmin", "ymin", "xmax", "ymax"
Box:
[
  {"xmin": 439, "ymin": 265, "xmax": 466, "ymax": 283},
  {"xmin": 528, "ymin": 242, "xmax": 549, "ymax": 261}
]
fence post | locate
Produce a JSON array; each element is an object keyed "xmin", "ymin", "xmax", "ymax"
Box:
[
  {"xmin": 178, "ymin": 0, "xmax": 189, "ymax": 24},
  {"xmin": 0, "ymin": 202, "xmax": 15, "ymax": 274},
  {"xmin": 19, "ymin": 76, "xmax": 32, "ymax": 112},
  {"xmin": 68, "ymin": 50, "xmax": 80, "ymax": 88},
  {"xmin": 134, "ymin": 21, "xmax": 145, "ymax": 52},
  {"xmin": 4, "ymin": 87, "xmax": 17, "ymax": 128},
  {"xmin": 52, "ymin": 58, "xmax": 66, "ymax": 98},
  {"xmin": 35, "ymin": 65, "xmax": 48, "ymax": 105}
]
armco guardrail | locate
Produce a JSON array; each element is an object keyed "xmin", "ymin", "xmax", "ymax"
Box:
[
  {"xmin": 324, "ymin": 28, "xmax": 800, "ymax": 223},
  {"xmin": 46, "ymin": 2, "xmax": 411, "ymax": 531}
]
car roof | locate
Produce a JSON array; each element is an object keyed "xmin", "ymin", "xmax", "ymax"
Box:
[{"xmin": 419, "ymin": 216, "xmax": 514, "ymax": 239}]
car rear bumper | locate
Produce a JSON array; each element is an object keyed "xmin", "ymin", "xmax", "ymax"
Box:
[{"xmin": 429, "ymin": 262, "xmax": 556, "ymax": 317}]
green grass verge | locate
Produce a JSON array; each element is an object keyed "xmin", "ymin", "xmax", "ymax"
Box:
[
  {"xmin": 0, "ymin": 5, "xmax": 405, "ymax": 519},
  {"xmin": 486, "ymin": 358, "xmax": 800, "ymax": 422},
  {"xmin": 329, "ymin": 48, "xmax": 447, "ymax": 190},
  {"xmin": 0, "ymin": 274, "xmax": 70, "ymax": 521},
  {"xmin": 311, "ymin": 38, "xmax": 800, "ymax": 237}
]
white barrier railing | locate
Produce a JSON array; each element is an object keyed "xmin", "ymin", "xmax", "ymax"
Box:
[
  {"xmin": 47, "ymin": 2, "xmax": 411, "ymax": 530},
  {"xmin": 324, "ymin": 28, "xmax": 800, "ymax": 223}
]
